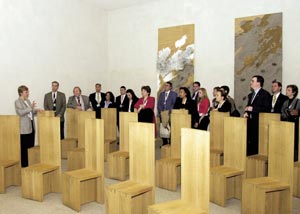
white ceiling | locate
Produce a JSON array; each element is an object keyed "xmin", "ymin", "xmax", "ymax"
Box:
[{"xmin": 87, "ymin": 0, "xmax": 158, "ymax": 10}]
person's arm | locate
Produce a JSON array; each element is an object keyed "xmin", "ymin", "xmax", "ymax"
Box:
[
  {"xmin": 43, "ymin": 94, "xmax": 49, "ymax": 110},
  {"xmin": 145, "ymin": 97, "xmax": 155, "ymax": 111},
  {"xmin": 157, "ymin": 93, "xmax": 164, "ymax": 114},
  {"xmin": 15, "ymin": 100, "xmax": 32, "ymax": 116},
  {"xmin": 58, "ymin": 93, "xmax": 66, "ymax": 117}
]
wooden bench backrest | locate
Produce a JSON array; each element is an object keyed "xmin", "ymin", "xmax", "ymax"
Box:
[
  {"xmin": 129, "ymin": 122, "xmax": 155, "ymax": 186},
  {"xmin": 101, "ymin": 108, "xmax": 117, "ymax": 141},
  {"xmin": 224, "ymin": 117, "xmax": 247, "ymax": 171},
  {"xmin": 171, "ymin": 113, "xmax": 191, "ymax": 159},
  {"xmin": 39, "ymin": 116, "xmax": 61, "ymax": 166},
  {"xmin": 65, "ymin": 108, "xmax": 79, "ymax": 139},
  {"xmin": 77, "ymin": 111, "xmax": 95, "ymax": 148},
  {"xmin": 268, "ymin": 121, "xmax": 294, "ymax": 186},
  {"xmin": 37, "ymin": 111, "xmax": 55, "ymax": 117},
  {"xmin": 120, "ymin": 112, "xmax": 138, "ymax": 152},
  {"xmin": 0, "ymin": 115, "xmax": 20, "ymax": 161},
  {"xmin": 258, "ymin": 113, "xmax": 280, "ymax": 156},
  {"xmin": 85, "ymin": 119, "xmax": 104, "ymax": 173},
  {"xmin": 210, "ymin": 111, "xmax": 229, "ymax": 150},
  {"xmin": 171, "ymin": 109, "xmax": 188, "ymax": 114},
  {"xmin": 181, "ymin": 128, "xmax": 209, "ymax": 213}
]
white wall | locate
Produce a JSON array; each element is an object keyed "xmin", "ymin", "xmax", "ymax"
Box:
[
  {"xmin": 107, "ymin": 0, "xmax": 300, "ymax": 99},
  {"xmin": 0, "ymin": 0, "xmax": 107, "ymax": 114}
]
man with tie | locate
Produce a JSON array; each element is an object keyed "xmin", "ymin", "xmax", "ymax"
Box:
[
  {"xmin": 89, "ymin": 83, "xmax": 106, "ymax": 118},
  {"xmin": 270, "ymin": 80, "xmax": 288, "ymax": 113},
  {"xmin": 67, "ymin": 86, "xmax": 91, "ymax": 111},
  {"xmin": 116, "ymin": 86, "xmax": 129, "ymax": 127},
  {"xmin": 157, "ymin": 81, "xmax": 177, "ymax": 146},
  {"xmin": 44, "ymin": 81, "xmax": 66, "ymax": 139},
  {"xmin": 192, "ymin": 81, "xmax": 201, "ymax": 101},
  {"xmin": 244, "ymin": 75, "xmax": 271, "ymax": 156}
]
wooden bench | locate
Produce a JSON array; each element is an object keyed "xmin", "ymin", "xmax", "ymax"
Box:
[
  {"xmin": 242, "ymin": 121, "xmax": 294, "ymax": 213},
  {"xmin": 246, "ymin": 113, "xmax": 280, "ymax": 178},
  {"xmin": 62, "ymin": 118, "xmax": 104, "ymax": 211},
  {"xmin": 0, "ymin": 115, "xmax": 21, "ymax": 193},
  {"xmin": 156, "ymin": 113, "xmax": 191, "ymax": 191},
  {"xmin": 293, "ymin": 122, "xmax": 300, "ymax": 197},
  {"xmin": 106, "ymin": 122, "xmax": 155, "ymax": 214},
  {"xmin": 149, "ymin": 128, "xmax": 209, "ymax": 214},
  {"xmin": 210, "ymin": 117, "xmax": 247, "ymax": 207},
  {"xmin": 21, "ymin": 116, "xmax": 61, "ymax": 201},
  {"xmin": 107, "ymin": 112, "xmax": 138, "ymax": 180}
]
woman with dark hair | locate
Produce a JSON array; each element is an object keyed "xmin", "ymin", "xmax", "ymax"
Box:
[
  {"xmin": 281, "ymin": 84, "xmax": 300, "ymax": 161},
  {"xmin": 125, "ymin": 89, "xmax": 139, "ymax": 112},
  {"xmin": 134, "ymin": 86, "xmax": 155, "ymax": 123},
  {"xmin": 101, "ymin": 91, "xmax": 116, "ymax": 108},
  {"xmin": 197, "ymin": 88, "xmax": 210, "ymax": 130},
  {"xmin": 173, "ymin": 87, "xmax": 199, "ymax": 128},
  {"xmin": 214, "ymin": 89, "xmax": 231, "ymax": 112}
]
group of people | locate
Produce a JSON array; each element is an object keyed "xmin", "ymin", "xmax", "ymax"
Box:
[{"xmin": 15, "ymin": 75, "xmax": 300, "ymax": 167}]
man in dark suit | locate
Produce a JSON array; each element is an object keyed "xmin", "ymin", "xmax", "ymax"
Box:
[
  {"xmin": 116, "ymin": 86, "xmax": 129, "ymax": 127},
  {"xmin": 67, "ymin": 86, "xmax": 91, "ymax": 111},
  {"xmin": 157, "ymin": 81, "xmax": 177, "ymax": 146},
  {"xmin": 44, "ymin": 81, "xmax": 66, "ymax": 139},
  {"xmin": 192, "ymin": 81, "xmax": 201, "ymax": 101},
  {"xmin": 89, "ymin": 83, "xmax": 106, "ymax": 118},
  {"xmin": 244, "ymin": 75, "xmax": 271, "ymax": 156},
  {"xmin": 271, "ymin": 80, "xmax": 288, "ymax": 113}
]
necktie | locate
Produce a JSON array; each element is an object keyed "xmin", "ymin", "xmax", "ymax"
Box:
[
  {"xmin": 272, "ymin": 95, "xmax": 276, "ymax": 104},
  {"xmin": 77, "ymin": 97, "xmax": 81, "ymax": 106},
  {"xmin": 251, "ymin": 92, "xmax": 256, "ymax": 104},
  {"xmin": 121, "ymin": 95, "xmax": 124, "ymax": 104},
  {"xmin": 53, "ymin": 93, "xmax": 56, "ymax": 111}
]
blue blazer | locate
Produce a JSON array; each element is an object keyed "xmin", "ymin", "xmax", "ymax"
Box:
[{"xmin": 157, "ymin": 90, "xmax": 177, "ymax": 114}]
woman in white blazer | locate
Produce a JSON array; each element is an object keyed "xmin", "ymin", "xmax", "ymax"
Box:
[{"xmin": 15, "ymin": 85, "xmax": 37, "ymax": 167}]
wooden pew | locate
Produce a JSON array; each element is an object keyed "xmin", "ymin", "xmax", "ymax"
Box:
[
  {"xmin": 293, "ymin": 122, "xmax": 300, "ymax": 197},
  {"xmin": 62, "ymin": 118, "xmax": 104, "ymax": 211},
  {"xmin": 0, "ymin": 115, "xmax": 21, "ymax": 193},
  {"xmin": 61, "ymin": 108, "xmax": 79, "ymax": 159},
  {"xmin": 160, "ymin": 109, "xmax": 188, "ymax": 159},
  {"xmin": 246, "ymin": 113, "xmax": 280, "ymax": 178},
  {"xmin": 242, "ymin": 121, "xmax": 294, "ymax": 214},
  {"xmin": 210, "ymin": 117, "xmax": 247, "ymax": 207},
  {"xmin": 149, "ymin": 128, "xmax": 209, "ymax": 214},
  {"xmin": 102, "ymin": 108, "xmax": 118, "ymax": 161},
  {"xmin": 28, "ymin": 111, "xmax": 55, "ymax": 165},
  {"xmin": 210, "ymin": 111, "xmax": 229, "ymax": 167},
  {"xmin": 67, "ymin": 111, "xmax": 95, "ymax": 170},
  {"xmin": 156, "ymin": 113, "xmax": 191, "ymax": 191},
  {"xmin": 106, "ymin": 122, "xmax": 155, "ymax": 214},
  {"xmin": 21, "ymin": 116, "xmax": 61, "ymax": 201},
  {"xmin": 107, "ymin": 112, "xmax": 138, "ymax": 180}
]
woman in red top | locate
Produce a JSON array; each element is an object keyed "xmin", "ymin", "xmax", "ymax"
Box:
[
  {"xmin": 197, "ymin": 88, "xmax": 210, "ymax": 130},
  {"xmin": 134, "ymin": 85, "xmax": 156, "ymax": 124}
]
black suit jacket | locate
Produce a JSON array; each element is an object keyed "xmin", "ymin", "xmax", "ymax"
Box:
[
  {"xmin": 272, "ymin": 93, "xmax": 288, "ymax": 113},
  {"xmin": 173, "ymin": 97, "xmax": 199, "ymax": 126},
  {"xmin": 89, "ymin": 92, "xmax": 106, "ymax": 118},
  {"xmin": 246, "ymin": 88, "xmax": 272, "ymax": 117},
  {"xmin": 218, "ymin": 100, "xmax": 232, "ymax": 113},
  {"xmin": 116, "ymin": 95, "xmax": 129, "ymax": 112}
]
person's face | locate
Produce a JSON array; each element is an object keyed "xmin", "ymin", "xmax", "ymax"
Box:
[
  {"xmin": 199, "ymin": 90, "xmax": 204, "ymax": 98},
  {"xmin": 164, "ymin": 83, "xmax": 171, "ymax": 92},
  {"xmin": 51, "ymin": 83, "xmax": 59, "ymax": 92},
  {"xmin": 215, "ymin": 91, "xmax": 223, "ymax": 102},
  {"xmin": 193, "ymin": 84, "xmax": 200, "ymax": 92},
  {"xmin": 21, "ymin": 90, "xmax": 29, "ymax": 99},
  {"xmin": 250, "ymin": 77, "xmax": 259, "ymax": 89},
  {"xmin": 73, "ymin": 88, "xmax": 81, "ymax": 97},
  {"xmin": 286, "ymin": 87, "xmax": 295, "ymax": 98},
  {"xmin": 120, "ymin": 88, "xmax": 126, "ymax": 95},
  {"xmin": 127, "ymin": 92, "xmax": 132, "ymax": 100},
  {"xmin": 179, "ymin": 89, "xmax": 187, "ymax": 99},
  {"xmin": 95, "ymin": 85, "xmax": 101, "ymax": 93},
  {"xmin": 272, "ymin": 83, "xmax": 281, "ymax": 94},
  {"xmin": 106, "ymin": 93, "xmax": 111, "ymax": 101},
  {"xmin": 141, "ymin": 89, "xmax": 148, "ymax": 98}
]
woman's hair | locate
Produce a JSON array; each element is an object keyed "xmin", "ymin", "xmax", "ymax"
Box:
[
  {"xmin": 18, "ymin": 85, "xmax": 28, "ymax": 96},
  {"xmin": 105, "ymin": 91, "xmax": 115, "ymax": 102},
  {"xmin": 287, "ymin": 84, "xmax": 299, "ymax": 98},
  {"xmin": 126, "ymin": 89, "xmax": 138, "ymax": 101},
  {"xmin": 141, "ymin": 85, "xmax": 151, "ymax": 95},
  {"xmin": 217, "ymin": 89, "xmax": 227, "ymax": 100},
  {"xmin": 198, "ymin": 88, "xmax": 209, "ymax": 102},
  {"xmin": 179, "ymin": 87, "xmax": 192, "ymax": 100}
]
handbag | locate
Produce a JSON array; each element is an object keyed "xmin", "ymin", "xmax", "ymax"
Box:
[{"xmin": 160, "ymin": 123, "xmax": 170, "ymax": 138}]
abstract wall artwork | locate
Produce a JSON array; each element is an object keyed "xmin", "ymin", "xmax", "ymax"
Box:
[
  {"xmin": 157, "ymin": 24, "xmax": 195, "ymax": 96},
  {"xmin": 234, "ymin": 13, "xmax": 282, "ymax": 111}
]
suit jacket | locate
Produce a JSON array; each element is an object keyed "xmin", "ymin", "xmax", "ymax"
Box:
[
  {"xmin": 272, "ymin": 93, "xmax": 288, "ymax": 113},
  {"xmin": 67, "ymin": 95, "xmax": 91, "ymax": 111},
  {"xmin": 116, "ymin": 94, "xmax": 129, "ymax": 112},
  {"xmin": 134, "ymin": 96, "xmax": 156, "ymax": 123},
  {"xmin": 89, "ymin": 92, "xmax": 105, "ymax": 118},
  {"xmin": 157, "ymin": 90, "xmax": 177, "ymax": 114},
  {"xmin": 173, "ymin": 97, "xmax": 199, "ymax": 126},
  {"xmin": 124, "ymin": 98, "xmax": 138, "ymax": 112},
  {"xmin": 15, "ymin": 98, "xmax": 37, "ymax": 134},
  {"xmin": 246, "ymin": 88, "xmax": 272, "ymax": 118},
  {"xmin": 192, "ymin": 91, "xmax": 199, "ymax": 101},
  {"xmin": 281, "ymin": 98, "xmax": 300, "ymax": 121},
  {"xmin": 43, "ymin": 91, "xmax": 66, "ymax": 121},
  {"xmin": 217, "ymin": 100, "xmax": 232, "ymax": 112}
]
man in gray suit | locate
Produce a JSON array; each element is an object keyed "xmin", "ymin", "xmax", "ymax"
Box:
[
  {"xmin": 44, "ymin": 81, "xmax": 66, "ymax": 139},
  {"xmin": 67, "ymin": 86, "xmax": 91, "ymax": 111}
]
